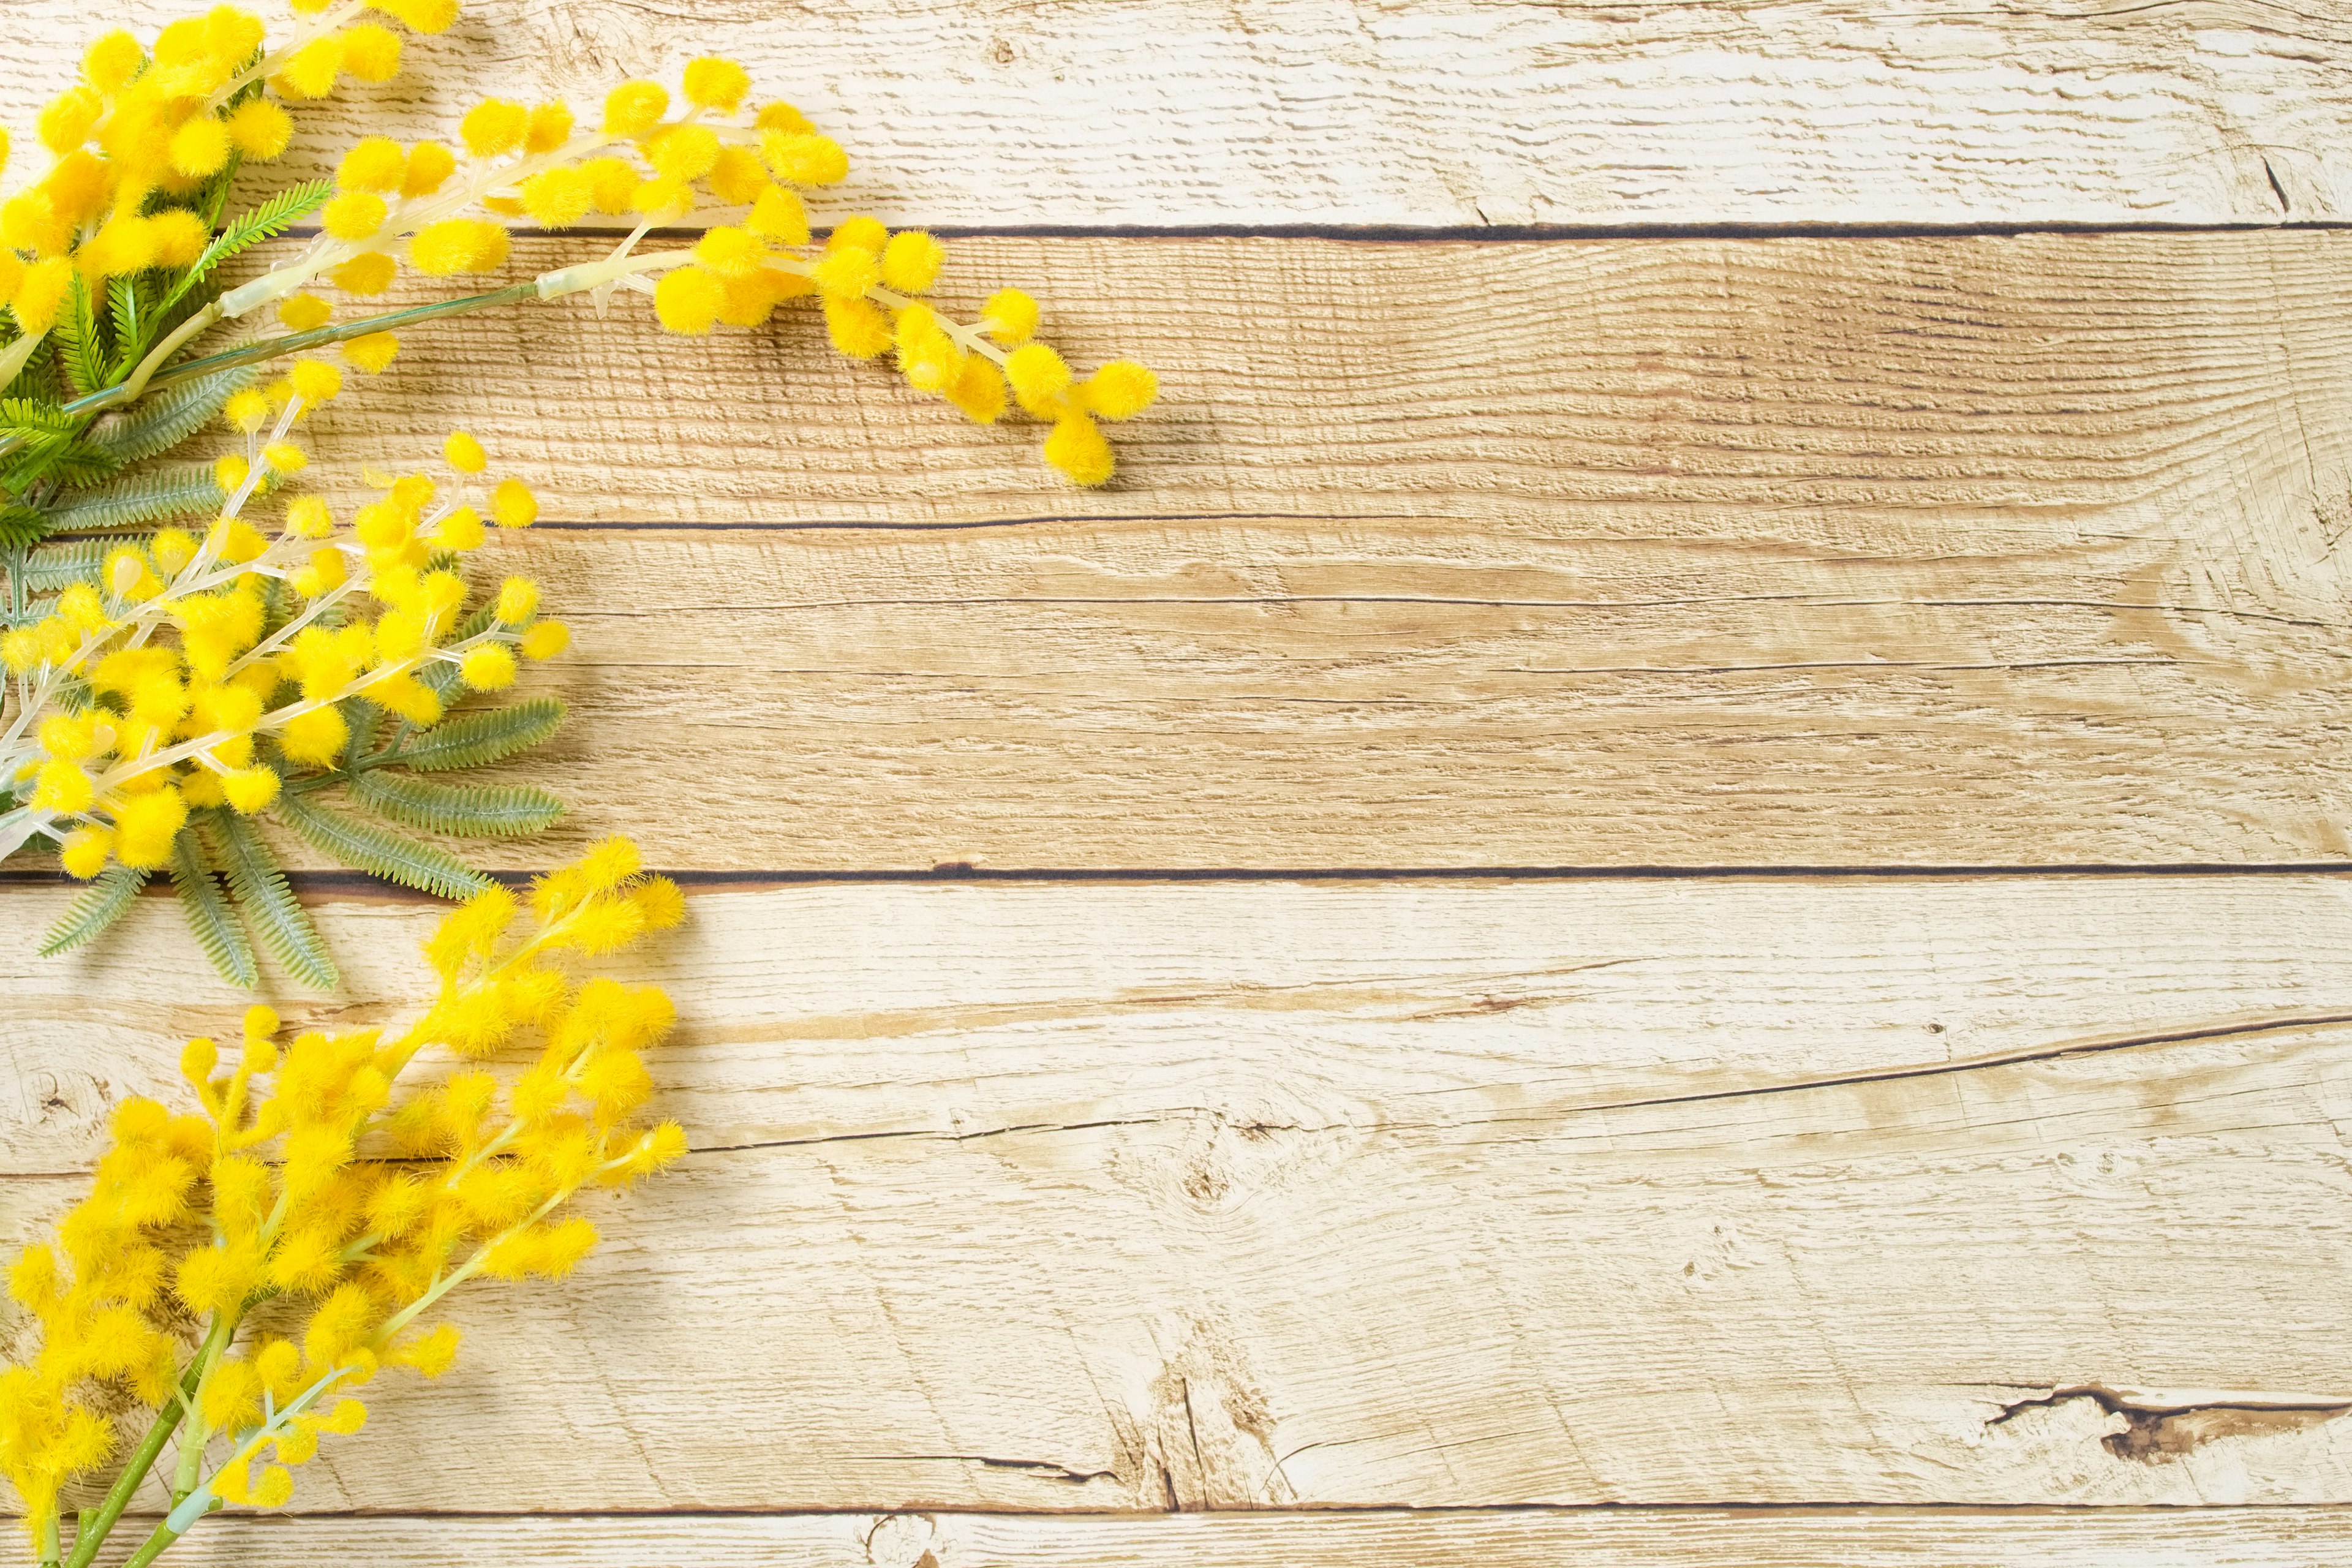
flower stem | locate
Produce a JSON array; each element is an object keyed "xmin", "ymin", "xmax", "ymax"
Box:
[{"xmin": 60, "ymin": 1339, "xmax": 213, "ymax": 1568}]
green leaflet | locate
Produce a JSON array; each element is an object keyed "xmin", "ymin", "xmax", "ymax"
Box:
[
  {"xmin": 157, "ymin": 180, "xmax": 330, "ymax": 317},
  {"xmin": 42, "ymin": 462, "xmax": 227, "ymax": 533},
  {"xmin": 168, "ymin": 826, "xmax": 258, "ymax": 990},
  {"xmin": 0, "ymin": 505, "xmax": 47, "ymax": 552},
  {"xmin": 108, "ymin": 275, "xmax": 140, "ymax": 375},
  {"xmin": 206, "ymin": 808, "xmax": 338, "ymax": 991},
  {"xmin": 394, "ymin": 698, "xmax": 566, "ymax": 772},
  {"xmin": 0, "ymin": 398, "xmax": 80, "ymax": 440},
  {"xmin": 39, "ymin": 864, "xmax": 149, "ymax": 956},
  {"xmin": 352, "ymin": 771, "xmax": 567, "ymax": 838},
  {"xmin": 56, "ymin": 276, "xmax": 107, "ymax": 401},
  {"xmin": 21, "ymin": 537, "xmax": 114, "ymax": 596},
  {"xmin": 85, "ymin": 364, "xmax": 254, "ymax": 467},
  {"xmin": 274, "ymin": 792, "xmax": 494, "ymax": 901}
]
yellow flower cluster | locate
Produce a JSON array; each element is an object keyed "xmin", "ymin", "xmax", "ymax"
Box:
[
  {"xmin": 197, "ymin": 49, "xmax": 1159, "ymax": 484},
  {"xmin": 0, "ymin": 838, "xmax": 684, "ymax": 1565},
  {"xmin": 0, "ymin": 365, "xmax": 562, "ymax": 876},
  {"xmin": 0, "ymin": 0, "xmax": 457, "ymax": 386}
]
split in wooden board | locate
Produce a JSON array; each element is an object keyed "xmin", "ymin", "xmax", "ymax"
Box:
[
  {"xmin": 20, "ymin": 230, "xmax": 2338, "ymax": 870},
  {"xmin": 0, "ymin": 0, "xmax": 2346, "ymax": 225},
  {"xmin": 83, "ymin": 1507, "xmax": 2352, "ymax": 1568},
  {"xmin": 6, "ymin": 877, "xmax": 2351, "ymax": 1510}
]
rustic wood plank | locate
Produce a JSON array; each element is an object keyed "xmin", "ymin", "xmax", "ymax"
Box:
[
  {"xmin": 80, "ymin": 1506, "xmax": 2352, "ymax": 1568},
  {"xmin": 2, "ymin": 1, "xmax": 2346, "ymax": 227},
  {"xmin": 6, "ymin": 878, "xmax": 2351, "ymax": 1508},
  {"xmin": 7, "ymin": 229, "xmax": 2326, "ymax": 870}
]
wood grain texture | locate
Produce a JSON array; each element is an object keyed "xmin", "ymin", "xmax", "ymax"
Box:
[
  {"xmin": 71, "ymin": 1507, "xmax": 2352, "ymax": 1568},
  {"xmin": 76, "ymin": 228, "xmax": 2341, "ymax": 870},
  {"xmin": 2, "ymin": 0, "xmax": 2348, "ymax": 227},
  {"xmin": 6, "ymin": 878, "xmax": 2352, "ymax": 1509}
]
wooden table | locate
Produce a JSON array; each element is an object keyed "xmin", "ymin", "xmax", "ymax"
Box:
[{"xmin": 6, "ymin": 2, "xmax": 2352, "ymax": 1562}]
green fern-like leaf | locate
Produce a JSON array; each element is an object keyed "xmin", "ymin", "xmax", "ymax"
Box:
[
  {"xmin": 273, "ymin": 793, "xmax": 493, "ymax": 900},
  {"xmin": 56, "ymin": 276, "xmax": 107, "ymax": 400},
  {"xmin": 206, "ymin": 808, "xmax": 338, "ymax": 990},
  {"xmin": 108, "ymin": 275, "xmax": 140, "ymax": 375},
  {"xmin": 157, "ymin": 181, "xmax": 331, "ymax": 315},
  {"xmin": 0, "ymin": 505, "xmax": 47, "ymax": 552},
  {"xmin": 85, "ymin": 364, "xmax": 253, "ymax": 467},
  {"xmin": 39, "ymin": 864, "xmax": 148, "ymax": 956},
  {"xmin": 43, "ymin": 440, "xmax": 125, "ymax": 485},
  {"xmin": 168, "ymin": 826, "xmax": 258, "ymax": 989},
  {"xmin": 0, "ymin": 398, "xmax": 78, "ymax": 441},
  {"xmin": 393, "ymin": 698, "xmax": 565, "ymax": 772},
  {"xmin": 351, "ymin": 771, "xmax": 566, "ymax": 838},
  {"xmin": 42, "ymin": 462, "xmax": 226, "ymax": 532},
  {"xmin": 22, "ymin": 537, "xmax": 112, "ymax": 595}
]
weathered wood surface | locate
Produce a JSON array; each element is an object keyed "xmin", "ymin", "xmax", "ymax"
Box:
[
  {"xmin": 0, "ymin": 0, "xmax": 2344, "ymax": 1558},
  {"xmin": 4, "ymin": 0, "xmax": 2349, "ymax": 227},
  {"xmin": 101, "ymin": 1507, "xmax": 2352, "ymax": 1568},
  {"xmin": 6, "ymin": 879, "xmax": 2352, "ymax": 1510},
  {"xmin": 121, "ymin": 228, "xmax": 2352, "ymax": 869}
]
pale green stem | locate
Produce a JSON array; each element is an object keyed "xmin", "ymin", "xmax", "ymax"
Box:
[{"xmin": 0, "ymin": 328, "xmax": 49, "ymax": 391}]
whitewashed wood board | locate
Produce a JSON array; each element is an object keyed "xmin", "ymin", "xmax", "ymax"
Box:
[
  {"xmin": 1, "ymin": 0, "xmax": 2346, "ymax": 226},
  {"xmin": 107, "ymin": 1506, "xmax": 2352, "ymax": 1568},
  {"xmin": 11, "ymin": 230, "xmax": 2346, "ymax": 870},
  {"xmin": 5, "ymin": 878, "xmax": 2351, "ymax": 1510}
]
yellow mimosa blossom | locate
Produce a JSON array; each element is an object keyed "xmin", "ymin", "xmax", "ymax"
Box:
[{"xmin": 0, "ymin": 843, "xmax": 686, "ymax": 1568}]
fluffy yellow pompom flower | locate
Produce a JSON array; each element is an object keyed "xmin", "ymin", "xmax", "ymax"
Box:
[
  {"xmin": 880, "ymin": 230, "xmax": 946, "ymax": 294},
  {"xmin": 408, "ymin": 219, "xmax": 510, "ymax": 277},
  {"xmin": 279, "ymin": 293, "xmax": 334, "ymax": 333},
  {"xmin": 321, "ymin": 191, "xmax": 389, "ymax": 243},
  {"xmin": 227, "ymin": 98, "xmax": 294, "ymax": 159},
  {"xmin": 340, "ymin": 23, "xmax": 404, "ymax": 81},
  {"xmin": 59, "ymin": 826, "xmax": 113, "ymax": 880},
  {"xmin": 491, "ymin": 478, "xmax": 538, "ymax": 528},
  {"xmin": 760, "ymin": 130, "xmax": 848, "ymax": 186},
  {"xmin": 519, "ymin": 166, "xmax": 592, "ymax": 227},
  {"xmin": 273, "ymin": 34, "xmax": 344, "ymax": 99},
  {"xmin": 332, "ymin": 250, "xmax": 398, "ymax": 295},
  {"xmin": 460, "ymin": 99, "xmax": 530, "ymax": 159},
  {"xmin": 1044, "ymin": 414, "xmax": 1117, "ymax": 486},
  {"xmin": 682, "ymin": 56, "xmax": 752, "ymax": 113},
  {"xmin": 459, "ymin": 644, "xmax": 517, "ymax": 690},
  {"xmin": 1005, "ymin": 342, "xmax": 1073, "ymax": 416},
  {"xmin": 980, "ymin": 288, "xmax": 1040, "ymax": 347},
  {"xmin": 338, "ymin": 137, "xmax": 408, "ymax": 193},
  {"xmin": 745, "ymin": 186, "xmax": 810, "ymax": 247},
  {"xmin": 1080, "ymin": 361, "xmax": 1161, "ymax": 421},
  {"xmin": 167, "ymin": 116, "xmax": 232, "ymax": 178},
  {"xmin": 402, "ymin": 141, "xmax": 456, "ymax": 197},
  {"xmin": 646, "ymin": 123, "xmax": 720, "ymax": 181},
  {"xmin": 223, "ymin": 387, "xmax": 271, "ymax": 434},
  {"xmin": 82, "ymin": 29, "xmax": 142, "ymax": 94},
  {"xmin": 289, "ymin": 360, "xmax": 345, "ymax": 404},
  {"xmin": 444, "ymin": 431, "xmax": 488, "ymax": 473},
  {"xmin": 11, "ymin": 258, "xmax": 73, "ymax": 334},
  {"xmin": 496, "ymin": 577, "xmax": 540, "ymax": 624},
  {"xmin": 373, "ymin": 0, "xmax": 460, "ymax": 32},
  {"xmin": 601, "ymin": 79, "xmax": 668, "ymax": 137},
  {"xmin": 653, "ymin": 266, "xmax": 722, "ymax": 336},
  {"xmin": 221, "ymin": 767, "xmax": 281, "ymax": 814},
  {"xmin": 518, "ymin": 620, "xmax": 569, "ymax": 660}
]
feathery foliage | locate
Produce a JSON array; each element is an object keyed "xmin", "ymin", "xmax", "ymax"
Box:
[
  {"xmin": 166, "ymin": 826, "xmax": 258, "ymax": 990},
  {"xmin": 36, "ymin": 864, "xmax": 148, "ymax": 956},
  {"xmin": 204, "ymin": 807, "xmax": 337, "ymax": 990},
  {"xmin": 273, "ymin": 792, "xmax": 495, "ymax": 902},
  {"xmin": 350, "ymin": 770, "xmax": 566, "ymax": 837}
]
